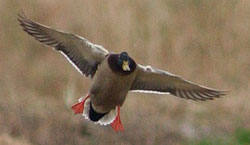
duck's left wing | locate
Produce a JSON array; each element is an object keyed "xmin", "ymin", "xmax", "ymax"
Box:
[
  {"xmin": 18, "ymin": 14, "xmax": 109, "ymax": 78},
  {"xmin": 130, "ymin": 64, "xmax": 226, "ymax": 101}
]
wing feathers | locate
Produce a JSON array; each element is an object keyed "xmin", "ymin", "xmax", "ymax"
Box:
[
  {"xmin": 130, "ymin": 64, "xmax": 226, "ymax": 101},
  {"xmin": 18, "ymin": 14, "xmax": 109, "ymax": 77},
  {"xmin": 19, "ymin": 15, "xmax": 62, "ymax": 49}
]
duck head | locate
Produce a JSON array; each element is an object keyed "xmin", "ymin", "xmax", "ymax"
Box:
[
  {"xmin": 118, "ymin": 52, "xmax": 131, "ymax": 71},
  {"xmin": 108, "ymin": 51, "xmax": 136, "ymax": 74}
]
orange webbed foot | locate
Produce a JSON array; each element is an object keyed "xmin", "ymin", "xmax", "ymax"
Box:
[
  {"xmin": 111, "ymin": 106, "xmax": 124, "ymax": 132},
  {"xmin": 71, "ymin": 101, "xmax": 85, "ymax": 114},
  {"xmin": 71, "ymin": 94, "xmax": 90, "ymax": 114}
]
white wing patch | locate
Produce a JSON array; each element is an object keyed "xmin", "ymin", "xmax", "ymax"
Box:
[
  {"xmin": 78, "ymin": 36, "xmax": 109, "ymax": 55},
  {"xmin": 139, "ymin": 64, "xmax": 178, "ymax": 76},
  {"xmin": 59, "ymin": 51, "xmax": 83, "ymax": 75},
  {"xmin": 130, "ymin": 90, "xmax": 170, "ymax": 95}
]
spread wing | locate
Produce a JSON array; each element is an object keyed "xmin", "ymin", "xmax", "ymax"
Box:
[
  {"xmin": 130, "ymin": 64, "xmax": 226, "ymax": 101},
  {"xmin": 18, "ymin": 14, "xmax": 109, "ymax": 77}
]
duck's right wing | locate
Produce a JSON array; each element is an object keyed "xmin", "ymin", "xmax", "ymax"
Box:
[{"xmin": 18, "ymin": 14, "xmax": 109, "ymax": 78}]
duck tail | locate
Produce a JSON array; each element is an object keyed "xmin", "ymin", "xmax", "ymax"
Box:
[
  {"xmin": 95, "ymin": 107, "xmax": 117, "ymax": 126},
  {"xmin": 89, "ymin": 103, "xmax": 108, "ymax": 122},
  {"xmin": 79, "ymin": 96, "xmax": 117, "ymax": 126}
]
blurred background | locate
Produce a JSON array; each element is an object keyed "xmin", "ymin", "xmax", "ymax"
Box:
[{"xmin": 0, "ymin": 0, "xmax": 250, "ymax": 145}]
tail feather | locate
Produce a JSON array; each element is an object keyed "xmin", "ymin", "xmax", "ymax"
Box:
[
  {"xmin": 89, "ymin": 103, "xmax": 108, "ymax": 122},
  {"xmin": 80, "ymin": 96, "xmax": 117, "ymax": 126}
]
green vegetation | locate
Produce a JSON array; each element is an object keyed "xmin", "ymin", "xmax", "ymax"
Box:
[{"xmin": 188, "ymin": 128, "xmax": 250, "ymax": 145}]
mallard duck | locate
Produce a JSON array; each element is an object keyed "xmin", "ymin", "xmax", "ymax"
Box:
[{"xmin": 18, "ymin": 14, "xmax": 226, "ymax": 132}]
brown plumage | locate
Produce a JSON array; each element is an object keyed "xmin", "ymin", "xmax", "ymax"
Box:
[
  {"xmin": 18, "ymin": 14, "xmax": 226, "ymax": 132},
  {"xmin": 89, "ymin": 55, "xmax": 137, "ymax": 113}
]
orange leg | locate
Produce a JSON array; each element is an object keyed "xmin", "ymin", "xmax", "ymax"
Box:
[
  {"xmin": 111, "ymin": 106, "xmax": 124, "ymax": 132},
  {"xmin": 71, "ymin": 94, "xmax": 90, "ymax": 114}
]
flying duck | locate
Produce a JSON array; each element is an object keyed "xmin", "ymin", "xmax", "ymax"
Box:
[{"xmin": 18, "ymin": 14, "xmax": 226, "ymax": 132}]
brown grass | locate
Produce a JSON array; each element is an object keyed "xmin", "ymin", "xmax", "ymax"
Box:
[{"xmin": 0, "ymin": 0, "xmax": 250, "ymax": 145}]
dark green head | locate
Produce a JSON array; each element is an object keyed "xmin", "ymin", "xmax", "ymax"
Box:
[
  {"xmin": 108, "ymin": 52, "xmax": 136, "ymax": 75},
  {"xmin": 118, "ymin": 52, "xmax": 131, "ymax": 71}
]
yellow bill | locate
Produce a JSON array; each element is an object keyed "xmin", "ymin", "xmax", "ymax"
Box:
[{"xmin": 122, "ymin": 61, "xmax": 130, "ymax": 71}]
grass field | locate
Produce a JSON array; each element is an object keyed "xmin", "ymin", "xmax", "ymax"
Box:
[{"xmin": 0, "ymin": 0, "xmax": 250, "ymax": 145}]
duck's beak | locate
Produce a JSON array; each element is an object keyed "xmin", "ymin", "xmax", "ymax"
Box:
[{"xmin": 122, "ymin": 61, "xmax": 130, "ymax": 71}]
